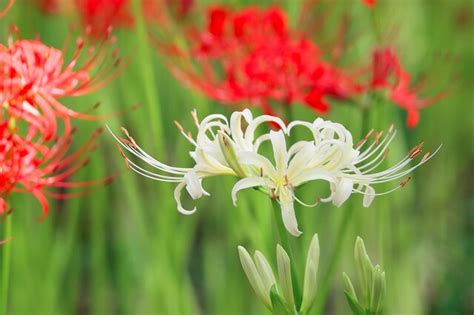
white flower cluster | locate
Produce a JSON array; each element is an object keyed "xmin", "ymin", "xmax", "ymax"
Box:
[{"xmin": 110, "ymin": 109, "xmax": 438, "ymax": 237}]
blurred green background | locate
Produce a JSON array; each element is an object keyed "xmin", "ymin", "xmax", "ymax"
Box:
[{"xmin": 1, "ymin": 0, "xmax": 473, "ymax": 314}]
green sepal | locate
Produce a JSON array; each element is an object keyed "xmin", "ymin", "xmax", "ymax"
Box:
[
  {"xmin": 343, "ymin": 291, "xmax": 365, "ymax": 315},
  {"xmin": 270, "ymin": 285, "xmax": 291, "ymax": 315}
]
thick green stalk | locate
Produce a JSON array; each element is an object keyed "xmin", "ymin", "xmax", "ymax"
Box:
[
  {"xmin": 1, "ymin": 214, "xmax": 12, "ymax": 315},
  {"xmin": 271, "ymin": 200, "xmax": 302, "ymax": 311}
]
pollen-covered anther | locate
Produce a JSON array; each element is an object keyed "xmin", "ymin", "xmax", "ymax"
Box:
[
  {"xmin": 388, "ymin": 124, "xmax": 395, "ymax": 134},
  {"xmin": 421, "ymin": 152, "xmax": 431, "ymax": 162},
  {"xmin": 400, "ymin": 177, "xmax": 411, "ymax": 187},
  {"xmin": 117, "ymin": 145, "xmax": 131, "ymax": 170},
  {"xmin": 191, "ymin": 110, "xmax": 200, "ymax": 127},
  {"xmin": 259, "ymin": 167, "xmax": 263, "ymax": 177},
  {"xmin": 365, "ymin": 128, "xmax": 375, "ymax": 140},
  {"xmin": 120, "ymin": 126, "xmax": 130, "ymax": 137},
  {"xmin": 174, "ymin": 120, "xmax": 184, "ymax": 132},
  {"xmin": 374, "ymin": 130, "xmax": 384, "ymax": 145}
]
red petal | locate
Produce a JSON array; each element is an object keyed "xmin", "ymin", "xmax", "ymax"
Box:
[
  {"xmin": 304, "ymin": 89, "xmax": 330, "ymax": 113},
  {"xmin": 406, "ymin": 109, "xmax": 420, "ymax": 128}
]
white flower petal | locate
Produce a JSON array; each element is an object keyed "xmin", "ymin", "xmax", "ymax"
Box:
[
  {"xmin": 269, "ymin": 130, "xmax": 289, "ymax": 175},
  {"xmin": 279, "ymin": 190, "xmax": 302, "ymax": 237},
  {"xmin": 363, "ymin": 185, "xmax": 376, "ymax": 207},
  {"xmin": 184, "ymin": 171, "xmax": 208, "ymax": 199},
  {"xmin": 333, "ymin": 178, "xmax": 354, "ymax": 207},
  {"xmin": 231, "ymin": 177, "xmax": 266, "ymax": 206},
  {"xmin": 174, "ymin": 182, "xmax": 197, "ymax": 215}
]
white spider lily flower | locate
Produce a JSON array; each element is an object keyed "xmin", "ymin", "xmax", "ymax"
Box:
[
  {"xmin": 108, "ymin": 109, "xmax": 285, "ymax": 215},
  {"xmin": 109, "ymin": 109, "xmax": 438, "ymax": 237}
]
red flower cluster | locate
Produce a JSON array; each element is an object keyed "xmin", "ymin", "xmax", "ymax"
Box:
[
  {"xmin": 169, "ymin": 6, "xmax": 362, "ymax": 116},
  {"xmin": 158, "ymin": 5, "xmax": 438, "ymax": 128},
  {"xmin": 0, "ymin": 31, "xmax": 120, "ymax": 218},
  {"xmin": 369, "ymin": 47, "xmax": 438, "ymax": 127}
]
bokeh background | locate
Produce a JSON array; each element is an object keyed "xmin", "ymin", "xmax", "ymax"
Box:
[{"xmin": 1, "ymin": 0, "xmax": 473, "ymax": 314}]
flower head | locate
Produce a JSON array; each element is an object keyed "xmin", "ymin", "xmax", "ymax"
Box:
[
  {"xmin": 0, "ymin": 114, "xmax": 109, "ymax": 218},
  {"xmin": 0, "ymin": 35, "xmax": 123, "ymax": 140},
  {"xmin": 77, "ymin": 0, "xmax": 133, "ymax": 38},
  {"xmin": 111, "ymin": 109, "xmax": 438, "ymax": 237},
  {"xmin": 370, "ymin": 47, "xmax": 441, "ymax": 128},
  {"xmin": 164, "ymin": 6, "xmax": 362, "ymax": 115}
]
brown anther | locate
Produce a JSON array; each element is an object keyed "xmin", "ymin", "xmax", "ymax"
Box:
[
  {"xmin": 400, "ymin": 177, "xmax": 411, "ymax": 187},
  {"xmin": 421, "ymin": 152, "xmax": 431, "ymax": 162},
  {"xmin": 129, "ymin": 136, "xmax": 137, "ymax": 147},
  {"xmin": 284, "ymin": 175, "xmax": 289, "ymax": 185},
  {"xmin": 365, "ymin": 128, "xmax": 375, "ymax": 140},
  {"xmin": 388, "ymin": 124, "xmax": 395, "ymax": 134},
  {"xmin": 259, "ymin": 168, "xmax": 263, "ymax": 177},
  {"xmin": 93, "ymin": 101, "xmax": 101, "ymax": 109},
  {"xmin": 174, "ymin": 120, "xmax": 184, "ymax": 132},
  {"xmin": 191, "ymin": 110, "xmax": 200, "ymax": 127},
  {"xmin": 271, "ymin": 189, "xmax": 277, "ymax": 199},
  {"xmin": 374, "ymin": 131, "xmax": 384, "ymax": 145},
  {"xmin": 117, "ymin": 145, "xmax": 131, "ymax": 170},
  {"xmin": 120, "ymin": 127, "xmax": 130, "ymax": 137},
  {"xmin": 409, "ymin": 148, "xmax": 422, "ymax": 159},
  {"xmin": 187, "ymin": 131, "xmax": 193, "ymax": 139},
  {"xmin": 355, "ymin": 139, "xmax": 367, "ymax": 149}
]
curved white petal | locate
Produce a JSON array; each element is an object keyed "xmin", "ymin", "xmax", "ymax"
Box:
[
  {"xmin": 332, "ymin": 178, "xmax": 354, "ymax": 207},
  {"xmin": 184, "ymin": 171, "xmax": 208, "ymax": 200},
  {"xmin": 363, "ymin": 185, "xmax": 376, "ymax": 207},
  {"xmin": 269, "ymin": 130, "xmax": 288, "ymax": 175},
  {"xmin": 231, "ymin": 177, "xmax": 266, "ymax": 206},
  {"xmin": 174, "ymin": 182, "xmax": 197, "ymax": 215},
  {"xmin": 279, "ymin": 190, "xmax": 302, "ymax": 237}
]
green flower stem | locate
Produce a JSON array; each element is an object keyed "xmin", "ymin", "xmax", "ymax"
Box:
[
  {"xmin": 271, "ymin": 200, "xmax": 302, "ymax": 311},
  {"xmin": 1, "ymin": 213, "xmax": 12, "ymax": 315},
  {"xmin": 313, "ymin": 205, "xmax": 356, "ymax": 314}
]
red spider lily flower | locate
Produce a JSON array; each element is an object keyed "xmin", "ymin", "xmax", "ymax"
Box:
[
  {"xmin": 0, "ymin": 116, "xmax": 110, "ymax": 218},
  {"xmin": 370, "ymin": 48, "xmax": 439, "ymax": 128},
  {"xmin": 0, "ymin": 35, "xmax": 123, "ymax": 140},
  {"xmin": 77, "ymin": 0, "xmax": 133, "ymax": 38},
  {"xmin": 0, "ymin": 0, "xmax": 14, "ymax": 18},
  {"xmin": 163, "ymin": 6, "xmax": 362, "ymax": 116},
  {"xmin": 362, "ymin": 0, "xmax": 377, "ymax": 8}
]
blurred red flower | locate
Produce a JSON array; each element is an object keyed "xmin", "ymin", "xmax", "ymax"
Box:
[
  {"xmin": 362, "ymin": 0, "xmax": 377, "ymax": 8},
  {"xmin": 0, "ymin": 116, "xmax": 108, "ymax": 218},
  {"xmin": 0, "ymin": 37, "xmax": 122, "ymax": 140},
  {"xmin": 33, "ymin": 0, "xmax": 194, "ymax": 37},
  {"xmin": 165, "ymin": 6, "xmax": 362, "ymax": 116},
  {"xmin": 370, "ymin": 48, "xmax": 439, "ymax": 127}
]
